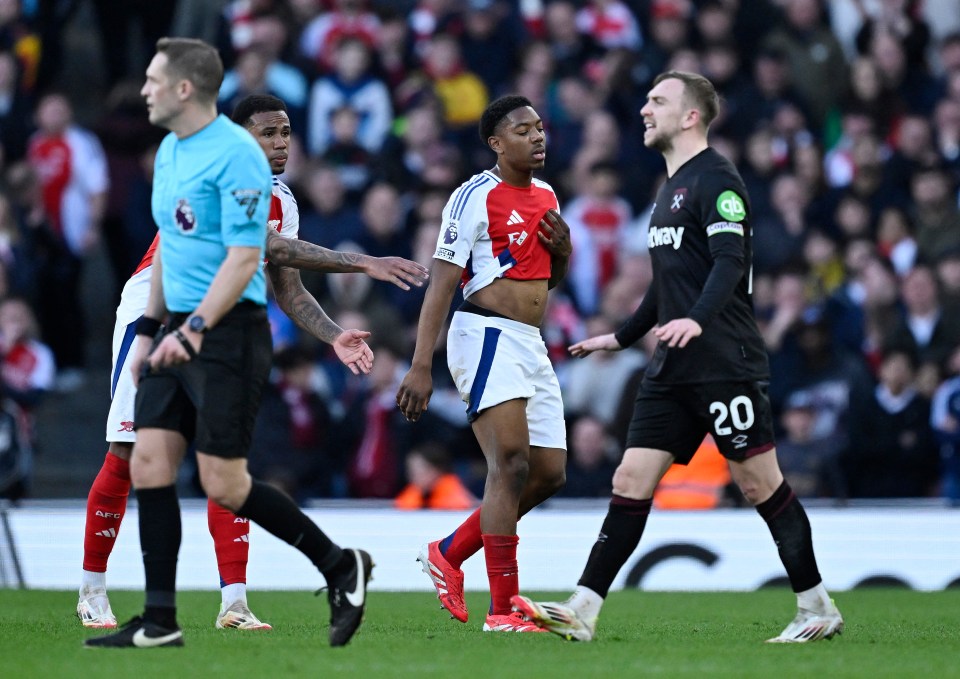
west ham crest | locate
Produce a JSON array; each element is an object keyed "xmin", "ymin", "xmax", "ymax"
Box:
[{"xmin": 671, "ymin": 188, "xmax": 687, "ymax": 213}]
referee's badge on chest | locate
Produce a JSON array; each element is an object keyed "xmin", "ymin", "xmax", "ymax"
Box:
[
  {"xmin": 670, "ymin": 188, "xmax": 687, "ymax": 213},
  {"xmin": 175, "ymin": 198, "xmax": 196, "ymax": 233}
]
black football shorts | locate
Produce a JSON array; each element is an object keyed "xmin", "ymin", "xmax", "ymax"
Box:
[
  {"xmin": 134, "ymin": 302, "xmax": 272, "ymax": 458},
  {"xmin": 625, "ymin": 379, "xmax": 776, "ymax": 463}
]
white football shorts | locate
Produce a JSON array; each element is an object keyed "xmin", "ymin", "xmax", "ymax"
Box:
[
  {"xmin": 446, "ymin": 309, "xmax": 566, "ymax": 450},
  {"xmin": 105, "ymin": 267, "xmax": 151, "ymax": 443}
]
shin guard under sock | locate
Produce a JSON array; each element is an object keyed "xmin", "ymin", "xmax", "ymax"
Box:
[
  {"xmin": 236, "ymin": 479, "xmax": 344, "ymax": 578},
  {"xmin": 756, "ymin": 480, "xmax": 822, "ymax": 592},
  {"xmin": 136, "ymin": 485, "xmax": 181, "ymax": 627},
  {"xmin": 207, "ymin": 497, "xmax": 250, "ymax": 587},
  {"xmin": 577, "ymin": 495, "xmax": 652, "ymax": 598},
  {"xmin": 438, "ymin": 508, "xmax": 482, "ymax": 569},
  {"xmin": 482, "ymin": 533, "xmax": 519, "ymax": 615},
  {"xmin": 82, "ymin": 452, "xmax": 131, "ymax": 572}
]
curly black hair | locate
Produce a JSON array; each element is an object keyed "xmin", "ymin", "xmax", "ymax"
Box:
[
  {"xmin": 231, "ymin": 94, "xmax": 288, "ymax": 127},
  {"xmin": 478, "ymin": 94, "xmax": 533, "ymax": 145}
]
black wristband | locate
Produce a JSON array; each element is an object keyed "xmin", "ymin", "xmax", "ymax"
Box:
[
  {"xmin": 172, "ymin": 328, "xmax": 198, "ymax": 360},
  {"xmin": 135, "ymin": 316, "xmax": 163, "ymax": 338}
]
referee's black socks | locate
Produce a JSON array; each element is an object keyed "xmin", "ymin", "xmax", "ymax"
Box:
[
  {"xmin": 237, "ymin": 479, "xmax": 347, "ymax": 579},
  {"xmin": 578, "ymin": 495, "xmax": 653, "ymax": 598},
  {"xmin": 136, "ymin": 484, "xmax": 181, "ymax": 629},
  {"xmin": 756, "ymin": 480, "xmax": 822, "ymax": 593}
]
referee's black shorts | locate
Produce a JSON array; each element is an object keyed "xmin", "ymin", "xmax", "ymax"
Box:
[
  {"xmin": 134, "ymin": 302, "xmax": 272, "ymax": 458},
  {"xmin": 625, "ymin": 379, "xmax": 776, "ymax": 464}
]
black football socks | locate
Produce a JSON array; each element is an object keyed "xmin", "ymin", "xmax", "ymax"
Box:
[
  {"xmin": 236, "ymin": 479, "xmax": 347, "ymax": 578},
  {"xmin": 578, "ymin": 495, "xmax": 653, "ymax": 597},
  {"xmin": 756, "ymin": 480, "xmax": 822, "ymax": 592},
  {"xmin": 136, "ymin": 485, "xmax": 180, "ymax": 629}
]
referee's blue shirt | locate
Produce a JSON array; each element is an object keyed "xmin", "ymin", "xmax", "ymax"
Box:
[{"xmin": 151, "ymin": 114, "xmax": 271, "ymax": 313}]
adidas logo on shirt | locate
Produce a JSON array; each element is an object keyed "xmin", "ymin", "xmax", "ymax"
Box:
[{"xmin": 507, "ymin": 210, "xmax": 523, "ymax": 226}]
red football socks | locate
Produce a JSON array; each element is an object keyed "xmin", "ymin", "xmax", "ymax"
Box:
[
  {"xmin": 439, "ymin": 507, "xmax": 482, "ymax": 569},
  {"xmin": 82, "ymin": 452, "xmax": 130, "ymax": 572},
  {"xmin": 207, "ymin": 497, "xmax": 250, "ymax": 586},
  {"xmin": 482, "ymin": 533, "xmax": 520, "ymax": 615}
]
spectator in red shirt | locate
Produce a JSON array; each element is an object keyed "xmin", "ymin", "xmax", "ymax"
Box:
[
  {"xmin": 0, "ymin": 296, "xmax": 54, "ymax": 498},
  {"xmin": 26, "ymin": 92, "xmax": 107, "ymax": 389}
]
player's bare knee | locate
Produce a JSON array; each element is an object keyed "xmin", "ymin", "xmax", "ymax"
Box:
[
  {"xmin": 210, "ymin": 493, "xmax": 242, "ymax": 513},
  {"xmin": 525, "ymin": 467, "xmax": 565, "ymax": 507},
  {"xmin": 129, "ymin": 463, "xmax": 154, "ymax": 489},
  {"xmin": 108, "ymin": 442, "xmax": 133, "ymax": 461},
  {"xmin": 492, "ymin": 450, "xmax": 530, "ymax": 494},
  {"xmin": 197, "ymin": 455, "xmax": 250, "ymax": 508},
  {"xmin": 540, "ymin": 465, "xmax": 565, "ymax": 497},
  {"xmin": 200, "ymin": 474, "xmax": 241, "ymax": 511},
  {"xmin": 130, "ymin": 450, "xmax": 173, "ymax": 488},
  {"xmin": 527, "ymin": 448, "xmax": 566, "ymax": 498},
  {"xmin": 547, "ymin": 466, "xmax": 566, "ymax": 494},
  {"xmin": 612, "ymin": 462, "xmax": 649, "ymax": 498},
  {"xmin": 737, "ymin": 481, "xmax": 763, "ymax": 505},
  {"xmin": 506, "ymin": 457, "xmax": 531, "ymax": 492}
]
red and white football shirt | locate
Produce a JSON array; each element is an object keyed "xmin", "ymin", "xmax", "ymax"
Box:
[
  {"xmin": 27, "ymin": 125, "xmax": 109, "ymax": 255},
  {"xmin": 268, "ymin": 175, "xmax": 299, "ymax": 238},
  {"xmin": 433, "ymin": 170, "xmax": 560, "ymax": 299}
]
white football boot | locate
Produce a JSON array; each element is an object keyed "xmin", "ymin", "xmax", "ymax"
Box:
[
  {"xmin": 766, "ymin": 600, "xmax": 844, "ymax": 643},
  {"xmin": 77, "ymin": 585, "xmax": 117, "ymax": 629},
  {"xmin": 510, "ymin": 595, "xmax": 597, "ymax": 641},
  {"xmin": 216, "ymin": 601, "xmax": 273, "ymax": 630}
]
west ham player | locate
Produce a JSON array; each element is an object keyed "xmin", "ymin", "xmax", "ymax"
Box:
[
  {"xmin": 396, "ymin": 95, "xmax": 573, "ymax": 632},
  {"xmin": 511, "ymin": 72, "xmax": 844, "ymax": 643},
  {"xmin": 77, "ymin": 92, "xmax": 427, "ymax": 632}
]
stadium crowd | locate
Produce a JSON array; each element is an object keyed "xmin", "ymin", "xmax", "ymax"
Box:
[{"xmin": 1, "ymin": 0, "xmax": 960, "ymax": 505}]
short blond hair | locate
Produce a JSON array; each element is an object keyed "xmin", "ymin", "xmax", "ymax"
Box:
[{"xmin": 653, "ymin": 71, "xmax": 720, "ymax": 129}]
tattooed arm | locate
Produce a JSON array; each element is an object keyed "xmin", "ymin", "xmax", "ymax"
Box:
[
  {"xmin": 266, "ymin": 228, "xmax": 428, "ymax": 290},
  {"xmin": 266, "ymin": 229, "xmax": 365, "ymax": 273},
  {"xmin": 267, "ymin": 262, "xmax": 373, "ymax": 374}
]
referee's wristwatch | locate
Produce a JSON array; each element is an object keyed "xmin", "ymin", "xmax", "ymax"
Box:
[{"xmin": 186, "ymin": 314, "xmax": 207, "ymax": 334}]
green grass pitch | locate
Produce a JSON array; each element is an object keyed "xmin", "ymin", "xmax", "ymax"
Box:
[{"xmin": 1, "ymin": 589, "xmax": 957, "ymax": 678}]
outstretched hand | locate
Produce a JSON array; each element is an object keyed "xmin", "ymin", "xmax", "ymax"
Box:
[
  {"xmin": 538, "ymin": 209, "xmax": 572, "ymax": 258},
  {"xmin": 568, "ymin": 332, "xmax": 622, "ymax": 358},
  {"xmin": 334, "ymin": 329, "xmax": 374, "ymax": 374},
  {"xmin": 366, "ymin": 257, "xmax": 429, "ymax": 291}
]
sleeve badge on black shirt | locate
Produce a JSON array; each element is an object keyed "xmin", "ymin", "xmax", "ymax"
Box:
[{"xmin": 716, "ymin": 191, "xmax": 746, "ymax": 222}]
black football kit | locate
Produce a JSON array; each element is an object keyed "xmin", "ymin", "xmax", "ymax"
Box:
[
  {"xmin": 572, "ymin": 150, "xmax": 830, "ymax": 620},
  {"xmin": 616, "ymin": 147, "xmax": 768, "ymax": 384},
  {"xmin": 615, "ymin": 148, "xmax": 775, "ymax": 462}
]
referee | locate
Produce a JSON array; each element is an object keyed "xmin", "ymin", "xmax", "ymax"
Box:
[
  {"xmin": 512, "ymin": 71, "xmax": 844, "ymax": 643},
  {"xmin": 86, "ymin": 38, "xmax": 371, "ymax": 649}
]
